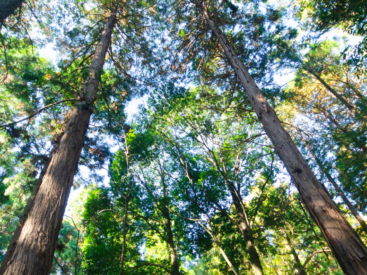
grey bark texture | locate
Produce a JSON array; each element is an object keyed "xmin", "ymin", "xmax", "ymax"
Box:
[
  {"xmin": 199, "ymin": 7, "xmax": 367, "ymax": 275},
  {"xmin": 3, "ymin": 11, "xmax": 116, "ymax": 275}
]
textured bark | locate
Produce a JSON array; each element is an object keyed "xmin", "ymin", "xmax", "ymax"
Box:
[
  {"xmin": 199, "ymin": 7, "xmax": 367, "ymax": 275},
  {"xmin": 228, "ymin": 183, "xmax": 264, "ymax": 275},
  {"xmin": 3, "ymin": 11, "xmax": 116, "ymax": 275},
  {"xmin": 0, "ymin": 153, "xmax": 53, "ymax": 275},
  {"xmin": 0, "ymin": 0, "xmax": 24, "ymax": 25}
]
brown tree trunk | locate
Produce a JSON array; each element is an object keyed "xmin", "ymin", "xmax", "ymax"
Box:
[
  {"xmin": 3, "ymin": 11, "xmax": 116, "ymax": 275},
  {"xmin": 0, "ymin": 152, "xmax": 54, "ymax": 275},
  {"xmin": 228, "ymin": 183, "xmax": 264, "ymax": 275},
  {"xmin": 162, "ymin": 208, "xmax": 180, "ymax": 275},
  {"xmin": 198, "ymin": 7, "xmax": 367, "ymax": 274},
  {"xmin": 301, "ymin": 136, "xmax": 367, "ymax": 234},
  {"xmin": 0, "ymin": 0, "xmax": 24, "ymax": 25}
]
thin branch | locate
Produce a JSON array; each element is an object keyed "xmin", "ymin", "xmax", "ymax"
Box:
[
  {"xmin": 0, "ymin": 99, "xmax": 77, "ymax": 129},
  {"xmin": 250, "ymin": 154, "xmax": 274, "ymax": 226},
  {"xmin": 299, "ymin": 250, "xmax": 332, "ymax": 275},
  {"xmin": 54, "ymin": 256, "xmax": 69, "ymax": 274}
]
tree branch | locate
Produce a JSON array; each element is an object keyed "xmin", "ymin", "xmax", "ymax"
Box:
[{"xmin": 0, "ymin": 99, "xmax": 77, "ymax": 129}]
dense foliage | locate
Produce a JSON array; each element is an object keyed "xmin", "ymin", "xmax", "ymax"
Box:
[{"xmin": 0, "ymin": 0, "xmax": 366, "ymax": 274}]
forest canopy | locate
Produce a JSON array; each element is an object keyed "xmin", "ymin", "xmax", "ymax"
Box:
[{"xmin": 0, "ymin": 0, "xmax": 367, "ymax": 274}]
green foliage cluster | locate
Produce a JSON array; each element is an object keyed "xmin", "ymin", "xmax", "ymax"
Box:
[{"xmin": 0, "ymin": 0, "xmax": 367, "ymax": 274}]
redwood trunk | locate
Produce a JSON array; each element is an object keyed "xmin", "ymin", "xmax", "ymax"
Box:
[
  {"xmin": 3, "ymin": 11, "xmax": 116, "ymax": 275},
  {"xmin": 200, "ymin": 7, "xmax": 367, "ymax": 274},
  {"xmin": 0, "ymin": 153, "xmax": 53, "ymax": 275}
]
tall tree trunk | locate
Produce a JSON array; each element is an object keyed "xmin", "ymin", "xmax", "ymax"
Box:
[
  {"xmin": 198, "ymin": 6, "xmax": 367, "ymax": 274},
  {"xmin": 228, "ymin": 183, "xmax": 264, "ymax": 275},
  {"xmin": 0, "ymin": 0, "xmax": 24, "ymax": 25},
  {"xmin": 162, "ymin": 208, "xmax": 180, "ymax": 275},
  {"xmin": 300, "ymin": 135, "xmax": 367, "ymax": 234},
  {"xmin": 3, "ymin": 11, "xmax": 116, "ymax": 275},
  {"xmin": 305, "ymin": 67, "xmax": 357, "ymax": 112},
  {"xmin": 0, "ymin": 151, "xmax": 54, "ymax": 275}
]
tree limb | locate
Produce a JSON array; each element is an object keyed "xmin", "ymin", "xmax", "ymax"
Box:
[{"xmin": 0, "ymin": 99, "xmax": 77, "ymax": 129}]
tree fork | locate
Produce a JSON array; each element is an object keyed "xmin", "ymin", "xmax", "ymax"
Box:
[
  {"xmin": 197, "ymin": 4, "xmax": 367, "ymax": 274},
  {"xmin": 3, "ymin": 10, "xmax": 117, "ymax": 275}
]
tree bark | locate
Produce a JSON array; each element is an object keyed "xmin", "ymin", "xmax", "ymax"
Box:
[
  {"xmin": 0, "ymin": 152, "xmax": 54, "ymax": 275},
  {"xmin": 3, "ymin": 11, "xmax": 116, "ymax": 275},
  {"xmin": 301, "ymin": 136, "xmax": 367, "ymax": 234},
  {"xmin": 198, "ymin": 7, "xmax": 367, "ymax": 274},
  {"xmin": 0, "ymin": 0, "xmax": 24, "ymax": 25},
  {"xmin": 227, "ymin": 183, "xmax": 264, "ymax": 275}
]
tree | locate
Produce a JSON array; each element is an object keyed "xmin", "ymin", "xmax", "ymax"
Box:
[
  {"xmin": 297, "ymin": 0, "xmax": 367, "ymax": 70},
  {"xmin": 178, "ymin": 1, "xmax": 367, "ymax": 273},
  {"xmin": 282, "ymin": 40, "xmax": 367, "ymax": 220},
  {"xmin": 3, "ymin": 7, "xmax": 117, "ymax": 274}
]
